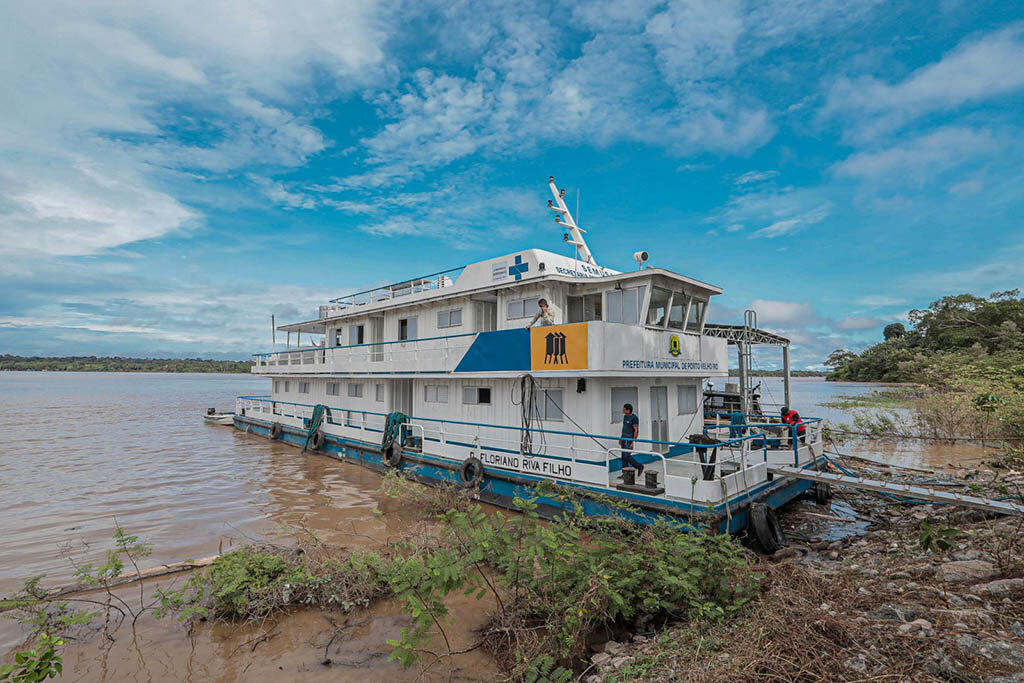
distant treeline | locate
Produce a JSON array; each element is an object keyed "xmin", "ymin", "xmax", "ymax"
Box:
[
  {"xmin": 826, "ymin": 290, "xmax": 1024, "ymax": 382},
  {"xmin": 0, "ymin": 355, "xmax": 251, "ymax": 373},
  {"xmin": 728, "ymin": 368, "xmax": 826, "ymax": 377}
]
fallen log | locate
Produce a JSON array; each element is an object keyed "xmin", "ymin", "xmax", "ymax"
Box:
[{"xmin": 2, "ymin": 555, "xmax": 219, "ymax": 609}]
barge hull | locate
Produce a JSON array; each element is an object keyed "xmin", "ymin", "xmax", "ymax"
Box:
[{"xmin": 235, "ymin": 415, "xmax": 817, "ymax": 534}]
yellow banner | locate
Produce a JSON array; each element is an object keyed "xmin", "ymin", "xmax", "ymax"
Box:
[{"xmin": 530, "ymin": 323, "xmax": 588, "ymax": 371}]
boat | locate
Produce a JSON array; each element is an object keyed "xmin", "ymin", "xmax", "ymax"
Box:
[
  {"xmin": 204, "ymin": 409, "xmax": 236, "ymax": 426},
  {"xmin": 231, "ymin": 176, "xmax": 826, "ymax": 543}
]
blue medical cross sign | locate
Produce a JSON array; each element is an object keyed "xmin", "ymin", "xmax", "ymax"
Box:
[{"xmin": 508, "ymin": 255, "xmax": 529, "ymax": 280}]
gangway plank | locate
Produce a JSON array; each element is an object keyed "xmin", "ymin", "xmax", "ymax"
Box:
[{"xmin": 767, "ymin": 465, "xmax": 1024, "ymax": 516}]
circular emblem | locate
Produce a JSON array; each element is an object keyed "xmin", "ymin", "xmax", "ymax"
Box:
[{"xmin": 669, "ymin": 334, "xmax": 681, "ymax": 357}]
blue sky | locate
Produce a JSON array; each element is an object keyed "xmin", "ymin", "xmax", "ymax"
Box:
[{"xmin": 1, "ymin": 1, "xmax": 1022, "ymax": 368}]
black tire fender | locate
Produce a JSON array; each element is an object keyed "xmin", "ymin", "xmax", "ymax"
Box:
[
  {"xmin": 310, "ymin": 430, "xmax": 326, "ymax": 451},
  {"xmin": 270, "ymin": 422, "xmax": 283, "ymax": 440},
  {"xmin": 384, "ymin": 440, "xmax": 403, "ymax": 468},
  {"xmin": 458, "ymin": 456, "xmax": 484, "ymax": 488},
  {"xmin": 749, "ymin": 503, "xmax": 788, "ymax": 555}
]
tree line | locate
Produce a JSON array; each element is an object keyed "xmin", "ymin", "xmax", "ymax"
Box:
[
  {"xmin": 0, "ymin": 355, "xmax": 251, "ymax": 373},
  {"xmin": 825, "ymin": 290, "xmax": 1024, "ymax": 382}
]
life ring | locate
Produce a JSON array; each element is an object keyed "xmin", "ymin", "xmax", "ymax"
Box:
[
  {"xmin": 813, "ymin": 482, "xmax": 831, "ymax": 505},
  {"xmin": 310, "ymin": 430, "xmax": 326, "ymax": 451},
  {"xmin": 269, "ymin": 422, "xmax": 283, "ymax": 440},
  {"xmin": 748, "ymin": 503, "xmax": 788, "ymax": 555},
  {"xmin": 384, "ymin": 441, "xmax": 403, "ymax": 468},
  {"xmin": 458, "ymin": 456, "xmax": 484, "ymax": 489}
]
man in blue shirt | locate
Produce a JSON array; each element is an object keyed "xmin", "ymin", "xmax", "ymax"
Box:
[{"xmin": 619, "ymin": 403, "xmax": 643, "ymax": 474}]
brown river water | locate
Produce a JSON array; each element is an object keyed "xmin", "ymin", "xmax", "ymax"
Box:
[{"xmin": 0, "ymin": 372, "xmax": 990, "ymax": 680}]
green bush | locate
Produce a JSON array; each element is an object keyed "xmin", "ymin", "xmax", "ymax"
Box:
[{"xmin": 0, "ymin": 634, "xmax": 63, "ymax": 682}]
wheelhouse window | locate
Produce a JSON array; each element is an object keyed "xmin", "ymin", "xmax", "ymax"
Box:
[
  {"xmin": 646, "ymin": 287, "xmax": 672, "ymax": 328},
  {"xmin": 299, "ymin": 382, "xmax": 310, "ymax": 394},
  {"xmin": 462, "ymin": 386, "xmax": 492, "ymax": 405},
  {"xmin": 606, "ymin": 286, "xmax": 644, "ymax": 324},
  {"xmin": 566, "ymin": 294, "xmax": 602, "ymax": 323},
  {"xmin": 506, "ymin": 297, "xmax": 540, "ymax": 320},
  {"xmin": 347, "ymin": 383, "xmax": 363, "ymax": 398},
  {"xmin": 532, "ymin": 389, "xmax": 564, "ymax": 421},
  {"xmin": 687, "ymin": 299, "xmax": 707, "ymax": 333},
  {"xmin": 349, "ymin": 325, "xmax": 364, "ymax": 345},
  {"xmin": 437, "ymin": 309, "xmax": 462, "ymax": 329},
  {"xmin": 424, "ymin": 384, "xmax": 449, "ymax": 403},
  {"xmin": 399, "ymin": 316, "xmax": 417, "ymax": 341},
  {"xmin": 327, "ymin": 382, "xmax": 340, "ymax": 396},
  {"xmin": 668, "ymin": 292, "xmax": 690, "ymax": 330}
]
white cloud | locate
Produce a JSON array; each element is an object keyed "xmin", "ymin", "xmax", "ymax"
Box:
[
  {"xmin": 734, "ymin": 170, "xmax": 778, "ymax": 185},
  {"xmin": 825, "ymin": 23, "xmax": 1024, "ymax": 137},
  {"xmin": 832, "ymin": 126, "xmax": 1001, "ymax": 182},
  {"xmin": 855, "ymin": 295, "xmax": 908, "ymax": 307},
  {"xmin": 248, "ymin": 176, "xmax": 317, "ymax": 210},
  {"xmin": 0, "ymin": 1, "xmax": 389, "ymax": 256},
  {"xmin": 748, "ymin": 299, "xmax": 817, "ymax": 325},
  {"xmin": 836, "ymin": 316, "xmax": 883, "ymax": 330},
  {"xmin": 710, "ymin": 185, "xmax": 834, "ymax": 240},
  {"xmin": 750, "ymin": 202, "xmax": 830, "ymax": 238}
]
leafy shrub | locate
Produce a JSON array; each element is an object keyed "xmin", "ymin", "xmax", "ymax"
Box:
[{"xmin": 0, "ymin": 634, "xmax": 63, "ymax": 682}]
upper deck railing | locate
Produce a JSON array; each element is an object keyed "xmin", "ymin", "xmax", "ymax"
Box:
[
  {"xmin": 252, "ymin": 333, "xmax": 478, "ymax": 374},
  {"xmin": 324, "ymin": 265, "xmax": 467, "ymax": 314}
]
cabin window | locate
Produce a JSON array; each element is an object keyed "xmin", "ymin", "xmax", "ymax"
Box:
[
  {"xmin": 646, "ymin": 287, "xmax": 672, "ymax": 328},
  {"xmin": 375, "ymin": 383, "xmax": 385, "ymax": 402},
  {"xmin": 283, "ymin": 381, "xmax": 290, "ymax": 393},
  {"xmin": 299, "ymin": 382, "xmax": 310, "ymax": 394},
  {"xmin": 566, "ymin": 294, "xmax": 602, "ymax": 323},
  {"xmin": 506, "ymin": 297, "xmax": 540, "ymax": 320},
  {"xmin": 463, "ymin": 386, "xmax": 492, "ymax": 405},
  {"xmin": 437, "ymin": 309, "xmax": 462, "ymax": 329},
  {"xmin": 274, "ymin": 380, "xmax": 280, "ymax": 393},
  {"xmin": 334, "ymin": 328, "xmax": 344, "ymax": 346},
  {"xmin": 606, "ymin": 286, "xmax": 644, "ymax": 325},
  {"xmin": 532, "ymin": 389, "xmax": 564, "ymax": 421},
  {"xmin": 610, "ymin": 386, "xmax": 638, "ymax": 424},
  {"xmin": 399, "ymin": 316, "xmax": 418, "ymax": 341},
  {"xmin": 349, "ymin": 325, "xmax": 365, "ymax": 345},
  {"xmin": 347, "ymin": 383, "xmax": 363, "ymax": 398},
  {"xmin": 327, "ymin": 382, "xmax": 340, "ymax": 396},
  {"xmin": 424, "ymin": 384, "xmax": 449, "ymax": 403},
  {"xmin": 687, "ymin": 300, "xmax": 706, "ymax": 333},
  {"xmin": 668, "ymin": 293, "xmax": 689, "ymax": 330},
  {"xmin": 677, "ymin": 384, "xmax": 698, "ymax": 414}
]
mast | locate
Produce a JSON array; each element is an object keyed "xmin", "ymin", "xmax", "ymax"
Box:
[{"xmin": 547, "ymin": 175, "xmax": 595, "ymax": 265}]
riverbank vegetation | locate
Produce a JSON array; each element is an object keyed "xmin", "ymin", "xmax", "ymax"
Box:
[
  {"xmin": 0, "ymin": 355, "xmax": 250, "ymax": 373},
  {"xmin": 824, "ymin": 291, "xmax": 1024, "ymax": 449},
  {"xmin": 155, "ymin": 478, "xmax": 755, "ymax": 680},
  {"xmin": 825, "ymin": 290, "xmax": 1024, "ymax": 384},
  {"xmin": 5, "ymin": 468, "xmax": 1024, "ymax": 681}
]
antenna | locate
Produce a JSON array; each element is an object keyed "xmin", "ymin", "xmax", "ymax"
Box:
[{"xmin": 547, "ymin": 175, "xmax": 595, "ymax": 264}]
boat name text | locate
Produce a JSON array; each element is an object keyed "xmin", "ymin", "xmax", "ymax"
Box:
[{"xmin": 477, "ymin": 451, "xmax": 573, "ymax": 478}]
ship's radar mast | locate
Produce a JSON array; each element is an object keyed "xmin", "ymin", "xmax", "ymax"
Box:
[{"xmin": 547, "ymin": 175, "xmax": 595, "ymax": 265}]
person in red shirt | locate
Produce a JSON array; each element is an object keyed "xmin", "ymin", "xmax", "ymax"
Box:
[{"xmin": 781, "ymin": 406, "xmax": 806, "ymax": 444}]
